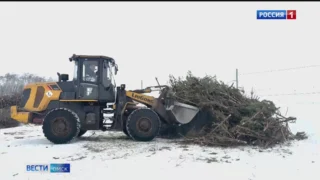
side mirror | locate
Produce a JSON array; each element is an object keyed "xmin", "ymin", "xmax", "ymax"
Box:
[{"xmin": 115, "ymin": 64, "xmax": 118, "ymax": 75}]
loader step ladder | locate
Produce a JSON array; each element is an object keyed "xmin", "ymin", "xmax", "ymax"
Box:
[{"xmin": 103, "ymin": 102, "xmax": 115, "ymax": 129}]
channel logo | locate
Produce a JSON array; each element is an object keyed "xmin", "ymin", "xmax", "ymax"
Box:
[
  {"xmin": 257, "ymin": 10, "xmax": 296, "ymax": 20},
  {"xmin": 26, "ymin": 165, "xmax": 49, "ymax": 172},
  {"xmin": 26, "ymin": 163, "xmax": 70, "ymax": 173},
  {"xmin": 50, "ymin": 163, "xmax": 70, "ymax": 173}
]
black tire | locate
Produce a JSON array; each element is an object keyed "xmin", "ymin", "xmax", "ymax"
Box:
[
  {"xmin": 78, "ymin": 130, "xmax": 87, "ymax": 137},
  {"xmin": 122, "ymin": 119, "xmax": 129, "ymax": 137},
  {"xmin": 42, "ymin": 108, "xmax": 81, "ymax": 144},
  {"xmin": 126, "ymin": 108, "xmax": 161, "ymax": 141},
  {"xmin": 122, "ymin": 109, "xmax": 134, "ymax": 137}
]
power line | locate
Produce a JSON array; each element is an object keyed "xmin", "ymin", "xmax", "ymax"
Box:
[
  {"xmin": 252, "ymin": 86, "xmax": 319, "ymax": 92},
  {"xmin": 266, "ymin": 101, "xmax": 320, "ymax": 105},
  {"xmin": 259, "ymin": 91, "xmax": 320, "ymax": 97},
  {"xmin": 239, "ymin": 65, "xmax": 320, "ymax": 76},
  {"xmin": 281, "ymin": 102, "xmax": 320, "ymax": 105},
  {"xmin": 293, "ymin": 102, "xmax": 320, "ymax": 105}
]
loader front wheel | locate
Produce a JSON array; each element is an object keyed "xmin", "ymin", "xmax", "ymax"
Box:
[
  {"xmin": 78, "ymin": 130, "xmax": 87, "ymax": 137},
  {"xmin": 42, "ymin": 108, "xmax": 80, "ymax": 144},
  {"xmin": 126, "ymin": 108, "xmax": 161, "ymax": 141},
  {"xmin": 122, "ymin": 119, "xmax": 129, "ymax": 137}
]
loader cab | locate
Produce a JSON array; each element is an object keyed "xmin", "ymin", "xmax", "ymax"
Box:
[{"xmin": 69, "ymin": 54, "xmax": 118, "ymax": 103}]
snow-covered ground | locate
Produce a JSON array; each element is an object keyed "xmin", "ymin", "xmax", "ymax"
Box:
[
  {"xmin": 0, "ymin": 123, "xmax": 319, "ymax": 180},
  {"xmin": 0, "ymin": 93, "xmax": 319, "ymax": 180}
]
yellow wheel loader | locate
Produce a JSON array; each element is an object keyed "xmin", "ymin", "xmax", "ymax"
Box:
[{"xmin": 10, "ymin": 54, "xmax": 199, "ymax": 144}]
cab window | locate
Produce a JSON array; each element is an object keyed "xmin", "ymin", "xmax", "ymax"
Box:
[
  {"xmin": 73, "ymin": 61, "xmax": 78, "ymax": 81},
  {"xmin": 108, "ymin": 62, "xmax": 116, "ymax": 87},
  {"xmin": 82, "ymin": 60, "xmax": 98, "ymax": 83},
  {"xmin": 102, "ymin": 61, "xmax": 111, "ymax": 87}
]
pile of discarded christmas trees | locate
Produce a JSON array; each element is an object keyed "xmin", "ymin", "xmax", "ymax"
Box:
[
  {"xmin": 161, "ymin": 71, "xmax": 307, "ymax": 148},
  {"xmin": 0, "ymin": 93, "xmax": 22, "ymax": 128}
]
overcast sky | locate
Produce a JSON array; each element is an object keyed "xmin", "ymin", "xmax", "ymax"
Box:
[{"xmin": 0, "ymin": 2, "xmax": 319, "ymax": 134}]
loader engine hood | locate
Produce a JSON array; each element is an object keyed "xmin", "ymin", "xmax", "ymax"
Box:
[{"xmin": 20, "ymin": 82, "xmax": 62, "ymax": 112}]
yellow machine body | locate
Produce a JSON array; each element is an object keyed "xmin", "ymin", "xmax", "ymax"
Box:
[{"xmin": 11, "ymin": 82, "xmax": 61, "ymax": 123}]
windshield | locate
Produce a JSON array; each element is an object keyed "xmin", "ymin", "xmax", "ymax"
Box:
[{"xmin": 73, "ymin": 61, "xmax": 78, "ymax": 81}]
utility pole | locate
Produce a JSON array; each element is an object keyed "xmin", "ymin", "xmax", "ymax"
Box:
[
  {"xmin": 236, "ymin": 69, "xmax": 239, "ymax": 89},
  {"xmin": 141, "ymin": 80, "xmax": 143, "ymax": 89}
]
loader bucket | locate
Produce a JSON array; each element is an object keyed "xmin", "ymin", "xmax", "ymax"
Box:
[{"xmin": 165, "ymin": 100, "xmax": 200, "ymax": 124}]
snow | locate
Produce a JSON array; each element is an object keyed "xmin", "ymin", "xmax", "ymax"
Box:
[
  {"xmin": 1, "ymin": 92, "xmax": 319, "ymax": 180},
  {"xmin": 0, "ymin": 124, "xmax": 319, "ymax": 180}
]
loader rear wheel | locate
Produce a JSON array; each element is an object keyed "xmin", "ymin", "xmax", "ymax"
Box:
[
  {"xmin": 42, "ymin": 108, "xmax": 80, "ymax": 144},
  {"xmin": 126, "ymin": 108, "xmax": 161, "ymax": 141}
]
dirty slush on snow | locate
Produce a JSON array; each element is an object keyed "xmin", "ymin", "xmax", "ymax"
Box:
[{"xmin": 159, "ymin": 71, "xmax": 307, "ymax": 148}]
